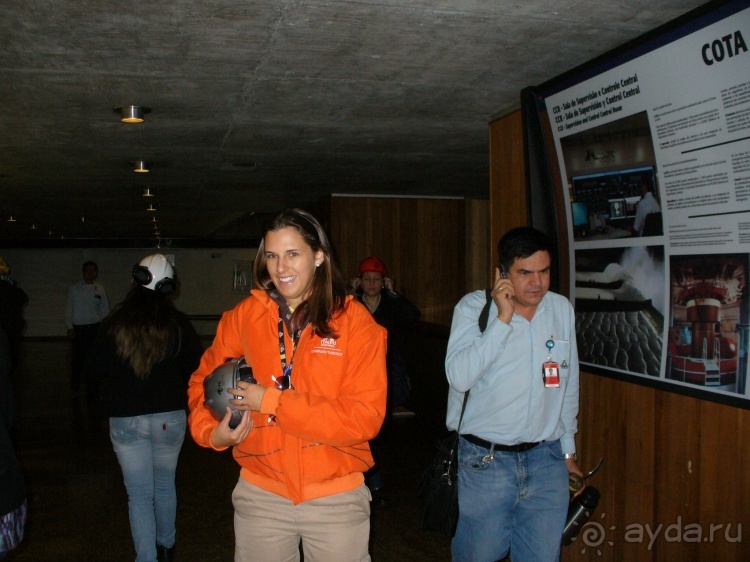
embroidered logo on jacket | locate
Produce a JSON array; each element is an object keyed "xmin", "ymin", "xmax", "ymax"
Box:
[{"xmin": 312, "ymin": 337, "xmax": 343, "ymax": 357}]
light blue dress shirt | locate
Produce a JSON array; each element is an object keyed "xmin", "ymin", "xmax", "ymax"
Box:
[
  {"xmin": 445, "ymin": 289, "xmax": 579, "ymax": 455},
  {"xmin": 65, "ymin": 281, "xmax": 110, "ymax": 329}
]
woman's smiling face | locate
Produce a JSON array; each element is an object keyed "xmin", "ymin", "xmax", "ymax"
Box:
[{"xmin": 263, "ymin": 227, "xmax": 323, "ymax": 309}]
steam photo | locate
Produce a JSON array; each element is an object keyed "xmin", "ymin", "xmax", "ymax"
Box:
[
  {"xmin": 574, "ymin": 245, "xmax": 665, "ymax": 377},
  {"xmin": 668, "ymin": 253, "xmax": 748, "ymax": 395}
]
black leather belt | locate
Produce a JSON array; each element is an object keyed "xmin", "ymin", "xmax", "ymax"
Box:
[{"xmin": 462, "ymin": 434, "xmax": 539, "ymax": 453}]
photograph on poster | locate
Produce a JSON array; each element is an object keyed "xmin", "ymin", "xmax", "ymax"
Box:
[
  {"xmin": 562, "ymin": 111, "xmax": 664, "ymax": 242},
  {"xmin": 668, "ymin": 253, "xmax": 748, "ymax": 396},
  {"xmin": 574, "ymin": 245, "xmax": 665, "ymax": 377}
]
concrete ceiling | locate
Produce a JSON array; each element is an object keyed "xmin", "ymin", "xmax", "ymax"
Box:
[{"xmin": 0, "ymin": 0, "xmax": 706, "ymax": 243}]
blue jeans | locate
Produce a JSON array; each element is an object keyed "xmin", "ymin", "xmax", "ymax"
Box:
[
  {"xmin": 110, "ymin": 410, "xmax": 186, "ymax": 562},
  {"xmin": 452, "ymin": 438, "xmax": 569, "ymax": 562}
]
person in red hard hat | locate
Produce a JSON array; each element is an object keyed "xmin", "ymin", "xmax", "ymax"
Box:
[{"xmin": 351, "ymin": 256, "xmax": 421, "ymax": 507}]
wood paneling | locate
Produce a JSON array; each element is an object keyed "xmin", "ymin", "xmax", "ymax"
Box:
[
  {"xmin": 489, "ymin": 109, "xmax": 526, "ymax": 270},
  {"xmin": 465, "ymin": 199, "xmax": 491, "ymax": 290},
  {"xmin": 329, "ymin": 196, "xmax": 472, "ymax": 325},
  {"xmin": 488, "ymin": 111, "xmax": 750, "ymax": 561}
]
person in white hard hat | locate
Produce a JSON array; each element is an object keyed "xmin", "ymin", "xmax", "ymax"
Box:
[{"xmin": 82, "ymin": 254, "xmax": 203, "ymax": 562}]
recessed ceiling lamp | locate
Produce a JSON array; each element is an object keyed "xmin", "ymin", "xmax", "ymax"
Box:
[
  {"xmin": 147, "ymin": 204, "xmax": 157, "ymax": 212},
  {"xmin": 8, "ymin": 215, "xmax": 16, "ymax": 222},
  {"xmin": 114, "ymin": 105, "xmax": 151, "ymax": 123},
  {"xmin": 151, "ymin": 216, "xmax": 158, "ymax": 223},
  {"xmin": 134, "ymin": 161, "xmax": 150, "ymax": 173},
  {"xmin": 143, "ymin": 187, "xmax": 154, "ymax": 196},
  {"xmin": 30, "ymin": 224, "xmax": 38, "ymax": 230}
]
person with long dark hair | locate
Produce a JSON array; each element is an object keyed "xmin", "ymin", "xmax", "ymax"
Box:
[
  {"xmin": 188, "ymin": 208, "xmax": 387, "ymax": 562},
  {"xmin": 83, "ymin": 254, "xmax": 203, "ymax": 562}
]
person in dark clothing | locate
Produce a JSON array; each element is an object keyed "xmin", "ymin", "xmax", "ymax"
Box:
[
  {"xmin": 350, "ymin": 256, "xmax": 421, "ymax": 507},
  {"xmin": 82, "ymin": 254, "xmax": 203, "ymax": 562},
  {"xmin": 0, "ymin": 327, "xmax": 27, "ymax": 560},
  {"xmin": 0, "ymin": 257, "xmax": 28, "ymax": 370}
]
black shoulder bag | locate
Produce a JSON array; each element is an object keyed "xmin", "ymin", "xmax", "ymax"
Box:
[{"xmin": 420, "ymin": 289, "xmax": 493, "ymax": 536}]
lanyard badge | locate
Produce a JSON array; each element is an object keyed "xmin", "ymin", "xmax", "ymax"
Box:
[{"xmin": 543, "ymin": 337, "xmax": 560, "ymax": 388}]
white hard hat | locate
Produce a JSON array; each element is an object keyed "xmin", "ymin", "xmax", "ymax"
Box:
[{"xmin": 132, "ymin": 254, "xmax": 176, "ymax": 295}]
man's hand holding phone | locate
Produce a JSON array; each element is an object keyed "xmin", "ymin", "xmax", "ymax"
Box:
[{"xmin": 492, "ymin": 266, "xmax": 515, "ymax": 324}]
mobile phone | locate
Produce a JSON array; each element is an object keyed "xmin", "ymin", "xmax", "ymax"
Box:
[{"xmin": 500, "ymin": 264, "xmax": 508, "ymax": 279}]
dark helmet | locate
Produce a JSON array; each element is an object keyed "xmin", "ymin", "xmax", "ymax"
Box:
[{"xmin": 203, "ymin": 357, "xmax": 256, "ymax": 429}]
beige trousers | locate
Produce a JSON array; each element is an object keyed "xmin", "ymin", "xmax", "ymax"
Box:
[{"xmin": 232, "ymin": 477, "xmax": 372, "ymax": 562}]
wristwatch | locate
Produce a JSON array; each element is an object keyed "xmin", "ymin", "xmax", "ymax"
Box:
[{"xmin": 564, "ymin": 453, "xmax": 578, "ymax": 461}]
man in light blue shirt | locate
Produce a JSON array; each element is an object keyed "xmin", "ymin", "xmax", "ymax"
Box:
[{"xmin": 446, "ymin": 227, "xmax": 582, "ymax": 562}]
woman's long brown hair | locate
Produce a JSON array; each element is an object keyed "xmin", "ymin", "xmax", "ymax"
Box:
[{"xmin": 104, "ymin": 285, "xmax": 182, "ymax": 379}]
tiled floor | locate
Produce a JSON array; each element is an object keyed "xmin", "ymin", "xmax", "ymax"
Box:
[{"xmin": 8, "ymin": 340, "xmax": 452, "ymax": 561}]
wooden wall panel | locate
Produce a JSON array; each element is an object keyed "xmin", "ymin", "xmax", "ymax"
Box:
[
  {"xmin": 329, "ymin": 196, "xmax": 469, "ymax": 325},
  {"xmin": 488, "ymin": 111, "xmax": 750, "ymax": 561},
  {"xmin": 465, "ymin": 199, "xmax": 491, "ymax": 290},
  {"xmin": 489, "ymin": 109, "xmax": 526, "ymax": 270}
]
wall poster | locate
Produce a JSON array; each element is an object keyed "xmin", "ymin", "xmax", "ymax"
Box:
[{"xmin": 535, "ymin": 0, "xmax": 750, "ymax": 407}]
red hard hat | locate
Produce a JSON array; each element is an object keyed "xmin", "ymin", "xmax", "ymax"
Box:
[{"xmin": 357, "ymin": 256, "xmax": 388, "ymax": 277}]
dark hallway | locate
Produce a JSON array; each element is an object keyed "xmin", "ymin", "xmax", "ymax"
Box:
[{"xmin": 8, "ymin": 340, "xmax": 452, "ymax": 561}]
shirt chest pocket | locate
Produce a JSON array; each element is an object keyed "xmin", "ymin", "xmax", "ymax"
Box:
[{"xmin": 549, "ymin": 340, "xmax": 571, "ymax": 377}]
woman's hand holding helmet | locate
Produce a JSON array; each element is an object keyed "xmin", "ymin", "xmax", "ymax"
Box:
[
  {"xmin": 229, "ymin": 380, "xmax": 267, "ymax": 412},
  {"xmin": 210, "ymin": 406, "xmax": 253, "ymax": 448}
]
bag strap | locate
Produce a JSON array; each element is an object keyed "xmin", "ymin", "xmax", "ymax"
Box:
[
  {"xmin": 455, "ymin": 288, "xmax": 494, "ymax": 434},
  {"xmin": 478, "ymin": 287, "xmax": 493, "ymax": 334}
]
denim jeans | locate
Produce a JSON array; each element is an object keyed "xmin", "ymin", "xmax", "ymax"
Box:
[
  {"xmin": 110, "ymin": 410, "xmax": 186, "ymax": 562},
  {"xmin": 452, "ymin": 438, "xmax": 569, "ymax": 562}
]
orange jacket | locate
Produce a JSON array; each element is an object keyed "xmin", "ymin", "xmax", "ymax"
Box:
[{"xmin": 188, "ymin": 290, "xmax": 387, "ymax": 504}]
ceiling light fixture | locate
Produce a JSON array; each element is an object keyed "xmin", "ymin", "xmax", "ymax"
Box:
[
  {"xmin": 114, "ymin": 105, "xmax": 151, "ymax": 123},
  {"xmin": 151, "ymin": 216, "xmax": 158, "ymax": 223},
  {"xmin": 134, "ymin": 161, "xmax": 149, "ymax": 173},
  {"xmin": 147, "ymin": 204, "xmax": 156, "ymax": 212},
  {"xmin": 30, "ymin": 224, "xmax": 38, "ymax": 230},
  {"xmin": 143, "ymin": 187, "xmax": 154, "ymax": 196},
  {"xmin": 8, "ymin": 215, "xmax": 17, "ymax": 222}
]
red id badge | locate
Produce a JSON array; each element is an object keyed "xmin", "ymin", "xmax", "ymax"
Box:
[{"xmin": 543, "ymin": 362, "xmax": 560, "ymax": 388}]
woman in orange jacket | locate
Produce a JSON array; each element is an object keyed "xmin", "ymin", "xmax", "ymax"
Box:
[{"xmin": 188, "ymin": 208, "xmax": 387, "ymax": 562}]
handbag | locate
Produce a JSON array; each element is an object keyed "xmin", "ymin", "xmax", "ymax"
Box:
[
  {"xmin": 420, "ymin": 288, "xmax": 492, "ymax": 536},
  {"xmin": 419, "ymin": 393, "xmax": 468, "ymax": 536}
]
